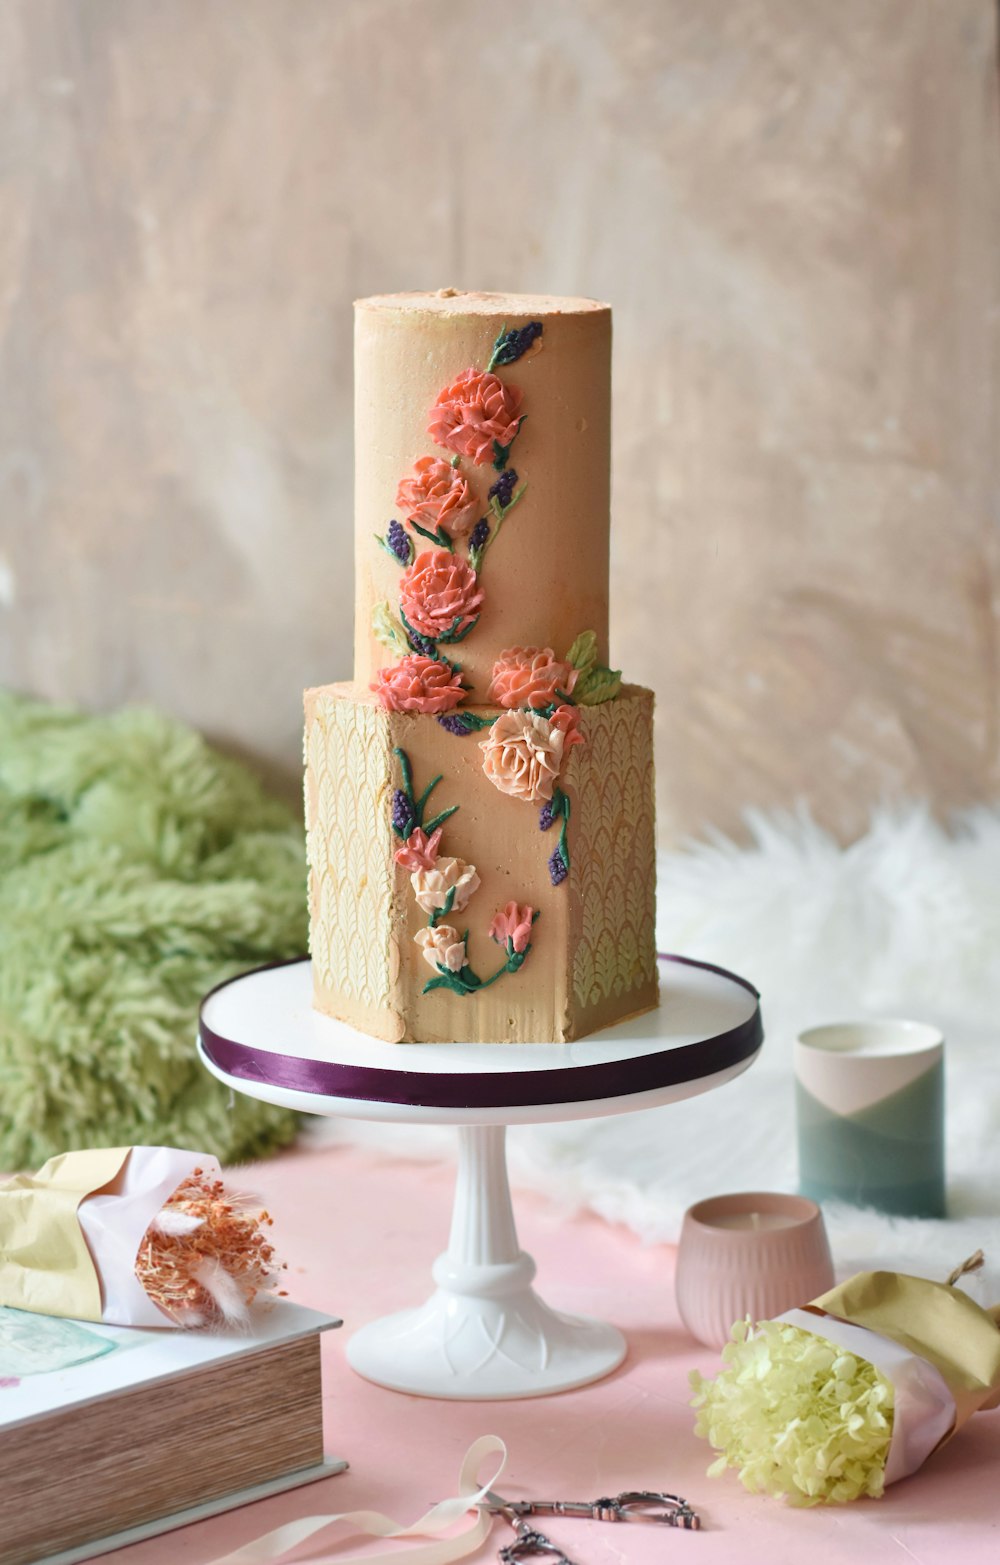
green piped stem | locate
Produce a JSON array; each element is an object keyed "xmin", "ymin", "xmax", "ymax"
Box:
[
  {"xmin": 422, "ymin": 941, "xmax": 533, "ymax": 997},
  {"xmin": 428, "ymin": 886, "xmax": 457, "ymax": 929}
]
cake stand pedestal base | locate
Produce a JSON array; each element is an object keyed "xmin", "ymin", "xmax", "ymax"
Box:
[
  {"xmin": 346, "ymin": 1125, "xmax": 625, "ymax": 1399},
  {"xmin": 197, "ymin": 954, "xmax": 763, "ymax": 1400}
]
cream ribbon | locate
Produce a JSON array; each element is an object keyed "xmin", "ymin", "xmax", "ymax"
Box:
[{"xmin": 207, "ymin": 1434, "xmax": 508, "ymax": 1565}]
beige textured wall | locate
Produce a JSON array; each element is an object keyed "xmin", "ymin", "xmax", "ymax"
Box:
[{"xmin": 1, "ymin": 0, "xmax": 998, "ymax": 840}]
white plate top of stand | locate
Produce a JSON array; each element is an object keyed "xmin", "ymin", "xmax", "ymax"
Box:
[{"xmin": 198, "ymin": 956, "xmax": 762, "ymax": 1125}]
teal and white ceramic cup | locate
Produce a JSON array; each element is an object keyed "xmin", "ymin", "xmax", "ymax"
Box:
[{"xmin": 795, "ymin": 1020, "xmax": 945, "ymax": 1218}]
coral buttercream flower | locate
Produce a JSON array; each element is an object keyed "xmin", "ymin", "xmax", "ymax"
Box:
[
  {"xmin": 393, "ymin": 826, "xmax": 443, "ymax": 872},
  {"xmin": 410, "ymin": 856, "xmax": 480, "ymax": 914},
  {"xmin": 480, "ymin": 711, "xmax": 565, "ymax": 804},
  {"xmin": 396, "ymin": 456, "xmax": 479, "ymax": 540},
  {"xmin": 549, "ymin": 703, "xmax": 585, "ymax": 749},
  {"xmin": 399, "ymin": 552, "xmax": 484, "ymax": 641},
  {"xmin": 487, "ymin": 647, "xmax": 579, "ymax": 709},
  {"xmin": 415, "ymin": 924, "xmax": 466, "ymax": 974},
  {"xmin": 428, "ymin": 368, "xmax": 524, "ymax": 466},
  {"xmin": 489, "ymin": 901, "xmax": 535, "ymax": 955},
  {"xmin": 371, "ymin": 655, "xmax": 466, "ymax": 714}
]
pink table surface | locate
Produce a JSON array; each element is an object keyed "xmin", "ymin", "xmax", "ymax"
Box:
[{"xmin": 93, "ymin": 1142, "xmax": 999, "ymax": 1565}]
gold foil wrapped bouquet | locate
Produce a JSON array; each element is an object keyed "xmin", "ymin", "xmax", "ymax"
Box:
[
  {"xmin": 691, "ymin": 1258, "xmax": 1000, "ymax": 1505},
  {"xmin": 0, "ymin": 1146, "xmax": 284, "ymax": 1328}
]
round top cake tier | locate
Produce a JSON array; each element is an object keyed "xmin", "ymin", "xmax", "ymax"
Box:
[{"xmin": 353, "ymin": 290, "xmax": 612, "ymax": 701}]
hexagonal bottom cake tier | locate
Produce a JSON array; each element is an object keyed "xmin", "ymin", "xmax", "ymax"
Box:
[{"xmin": 304, "ymin": 682, "xmax": 658, "ymax": 1043}]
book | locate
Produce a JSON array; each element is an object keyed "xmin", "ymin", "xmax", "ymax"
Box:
[{"xmin": 0, "ymin": 1299, "xmax": 345, "ymax": 1564}]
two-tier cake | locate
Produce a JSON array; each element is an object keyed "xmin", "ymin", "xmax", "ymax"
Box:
[{"xmin": 304, "ymin": 290, "xmax": 658, "ymax": 1043}]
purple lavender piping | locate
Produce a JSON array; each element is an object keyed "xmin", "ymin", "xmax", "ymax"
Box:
[
  {"xmin": 437, "ymin": 714, "xmax": 471, "ymax": 736},
  {"xmin": 492, "ymin": 321, "xmax": 543, "ymax": 367},
  {"xmin": 538, "ymin": 799, "xmax": 555, "ymax": 831},
  {"xmin": 488, "ymin": 469, "xmax": 519, "ymax": 510},
  {"xmin": 391, "ymin": 789, "xmax": 414, "ymax": 836},
  {"xmin": 387, "ymin": 519, "xmax": 410, "ymax": 564},
  {"xmin": 548, "ymin": 846, "xmax": 568, "ymax": 886},
  {"xmin": 469, "ymin": 517, "xmax": 490, "ymax": 552}
]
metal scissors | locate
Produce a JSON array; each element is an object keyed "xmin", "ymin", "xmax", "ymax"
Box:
[{"xmin": 484, "ymin": 1487, "xmax": 700, "ymax": 1564}]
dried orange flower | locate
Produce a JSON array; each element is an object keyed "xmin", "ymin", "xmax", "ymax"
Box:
[{"xmin": 135, "ymin": 1169, "xmax": 286, "ymax": 1328}]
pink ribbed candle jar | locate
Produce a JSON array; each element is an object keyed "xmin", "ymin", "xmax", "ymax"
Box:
[{"xmin": 675, "ymin": 1192, "xmax": 835, "ymax": 1350}]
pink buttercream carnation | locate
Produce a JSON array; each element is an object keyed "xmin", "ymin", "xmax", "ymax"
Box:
[
  {"xmin": 489, "ymin": 901, "xmax": 535, "ymax": 955},
  {"xmin": 371, "ymin": 655, "xmax": 466, "ymax": 714},
  {"xmin": 549, "ymin": 704, "xmax": 585, "ymax": 750},
  {"xmin": 428, "ymin": 368, "xmax": 524, "ymax": 466},
  {"xmin": 393, "ymin": 826, "xmax": 443, "ymax": 873},
  {"xmin": 487, "ymin": 647, "xmax": 579, "ymax": 710},
  {"xmin": 399, "ymin": 551, "xmax": 484, "ymax": 640},
  {"xmin": 480, "ymin": 711, "xmax": 565, "ymax": 804},
  {"xmin": 396, "ymin": 456, "xmax": 479, "ymax": 540},
  {"xmin": 415, "ymin": 924, "xmax": 466, "ymax": 974},
  {"xmin": 410, "ymin": 857, "xmax": 480, "ymax": 915}
]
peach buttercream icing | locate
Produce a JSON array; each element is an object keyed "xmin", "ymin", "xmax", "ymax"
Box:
[
  {"xmin": 489, "ymin": 901, "xmax": 535, "ymax": 954},
  {"xmin": 371, "ymin": 654, "xmax": 466, "ymax": 713},
  {"xmin": 414, "ymin": 924, "xmax": 466, "ymax": 974},
  {"xmin": 480, "ymin": 710, "xmax": 566, "ymax": 804},
  {"xmin": 396, "ymin": 455, "xmax": 479, "ymax": 541},
  {"xmin": 410, "ymin": 856, "xmax": 481, "ymax": 914},
  {"xmin": 428, "ymin": 368, "xmax": 524, "ymax": 467},
  {"xmin": 399, "ymin": 552, "xmax": 484, "ymax": 640},
  {"xmin": 487, "ymin": 646, "xmax": 579, "ymax": 709}
]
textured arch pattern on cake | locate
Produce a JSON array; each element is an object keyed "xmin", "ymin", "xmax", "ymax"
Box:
[
  {"xmin": 305, "ymin": 694, "xmax": 395, "ymax": 1008},
  {"xmin": 571, "ymin": 692, "xmax": 657, "ymax": 1010}
]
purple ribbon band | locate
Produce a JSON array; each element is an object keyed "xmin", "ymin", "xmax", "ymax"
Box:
[{"xmin": 198, "ymin": 955, "xmax": 762, "ymax": 1111}]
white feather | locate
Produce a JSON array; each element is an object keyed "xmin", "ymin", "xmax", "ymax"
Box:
[
  {"xmin": 150, "ymin": 1209, "xmax": 204, "ymax": 1237},
  {"xmin": 192, "ymin": 1256, "xmax": 250, "ymax": 1328}
]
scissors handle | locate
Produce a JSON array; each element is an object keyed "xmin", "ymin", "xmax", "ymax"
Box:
[
  {"xmin": 498, "ymin": 1522, "xmax": 578, "ymax": 1565},
  {"xmin": 612, "ymin": 1491, "xmax": 701, "ymax": 1528},
  {"xmin": 492, "ymin": 1493, "xmax": 699, "ymax": 1530}
]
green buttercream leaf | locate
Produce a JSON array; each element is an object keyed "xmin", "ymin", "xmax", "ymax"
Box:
[
  {"xmin": 372, "ymin": 601, "xmax": 405, "ymax": 651},
  {"xmin": 575, "ymin": 665, "xmax": 622, "ymax": 705},
  {"xmin": 423, "ymin": 965, "xmax": 476, "ymax": 997},
  {"xmin": 410, "ymin": 519, "xmax": 454, "ymax": 552},
  {"xmin": 565, "ymin": 631, "xmax": 598, "ymax": 674},
  {"xmin": 423, "ymin": 802, "xmax": 460, "ymax": 835},
  {"xmin": 414, "ymin": 774, "xmax": 442, "ymax": 818}
]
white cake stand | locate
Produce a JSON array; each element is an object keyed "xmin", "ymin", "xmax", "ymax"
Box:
[{"xmin": 197, "ymin": 955, "xmax": 761, "ymax": 1400}]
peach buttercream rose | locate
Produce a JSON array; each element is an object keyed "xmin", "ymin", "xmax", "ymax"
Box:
[
  {"xmin": 479, "ymin": 711, "xmax": 565, "ymax": 804},
  {"xmin": 487, "ymin": 647, "xmax": 579, "ymax": 709},
  {"xmin": 396, "ymin": 456, "xmax": 479, "ymax": 540},
  {"xmin": 399, "ymin": 551, "xmax": 484, "ymax": 641},
  {"xmin": 410, "ymin": 856, "xmax": 480, "ymax": 915},
  {"xmin": 415, "ymin": 924, "xmax": 466, "ymax": 975},
  {"xmin": 371, "ymin": 655, "xmax": 466, "ymax": 714},
  {"xmin": 428, "ymin": 368, "xmax": 524, "ymax": 467},
  {"xmin": 489, "ymin": 901, "xmax": 535, "ymax": 956}
]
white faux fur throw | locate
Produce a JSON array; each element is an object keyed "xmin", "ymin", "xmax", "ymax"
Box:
[{"xmin": 318, "ymin": 805, "xmax": 1000, "ymax": 1298}]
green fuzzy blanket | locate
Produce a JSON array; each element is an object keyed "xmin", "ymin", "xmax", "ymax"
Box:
[{"xmin": 0, "ymin": 691, "xmax": 305, "ymax": 1169}]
